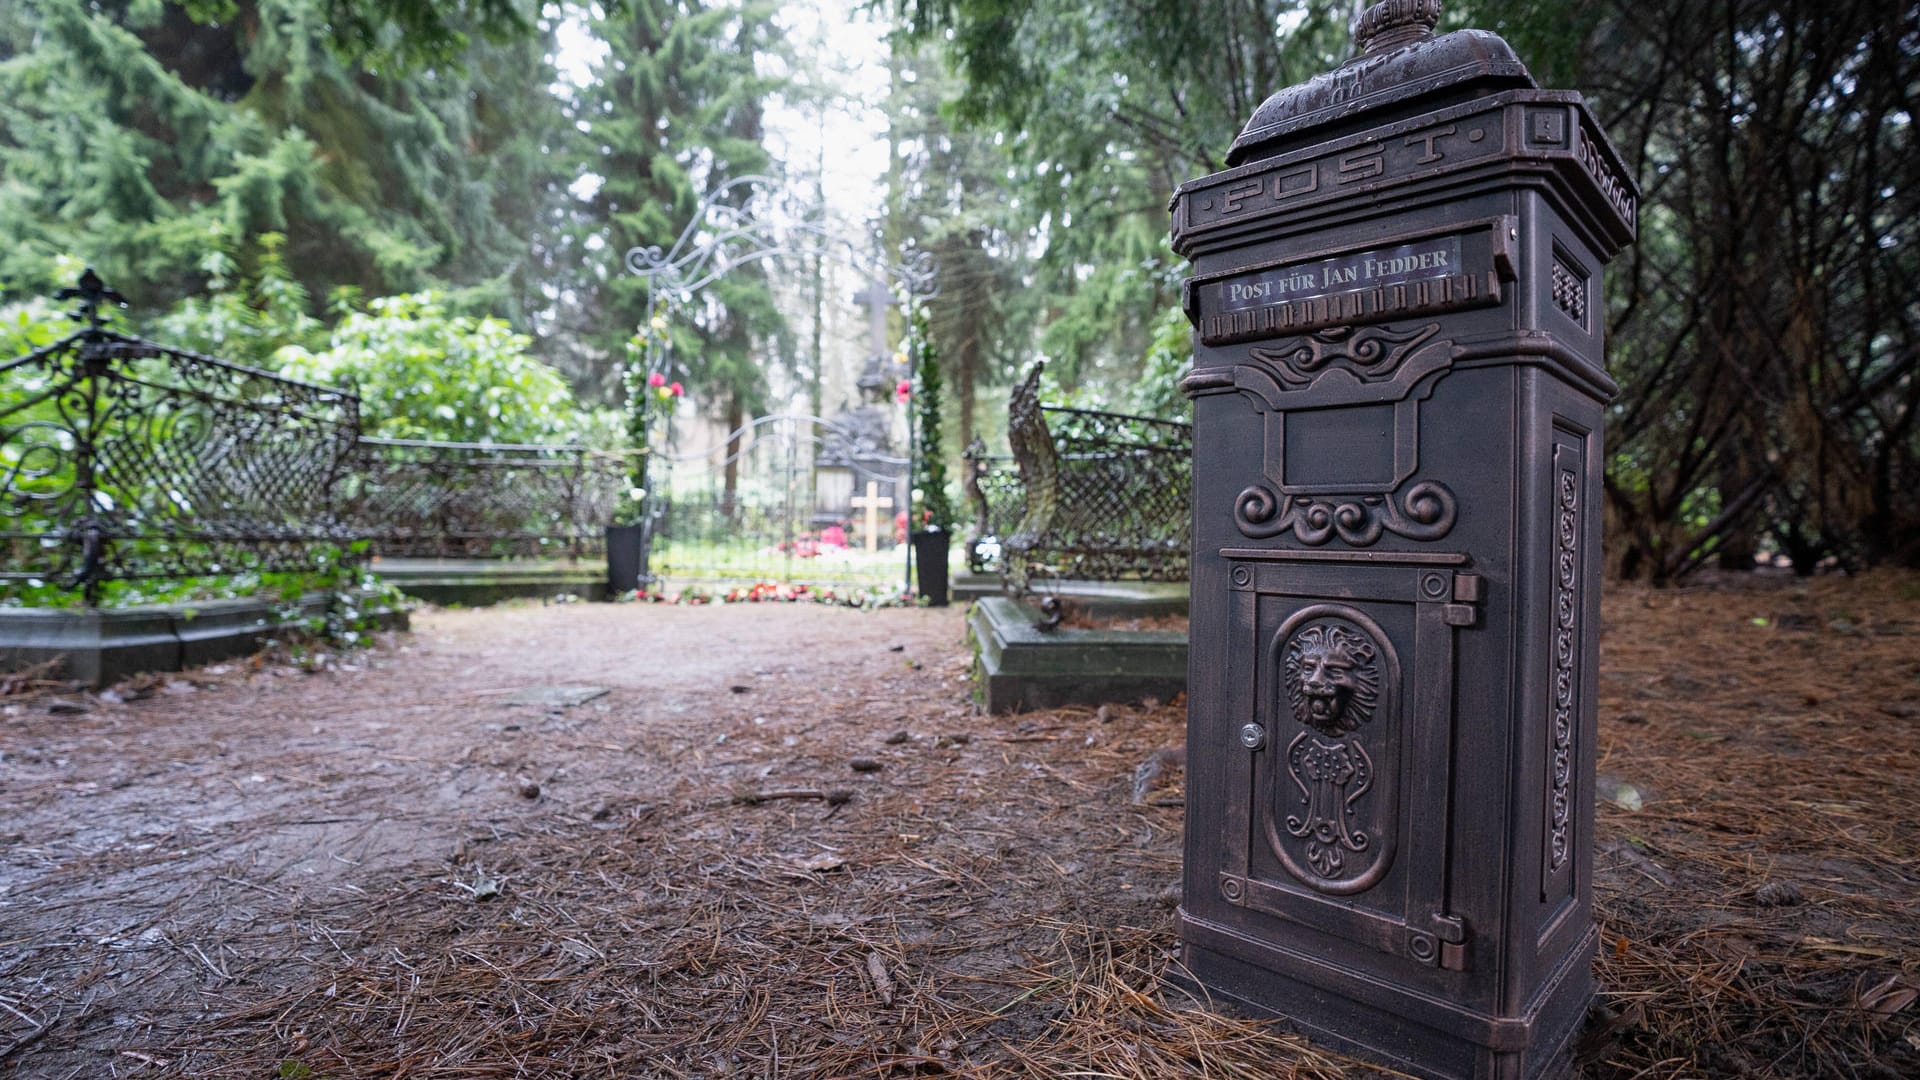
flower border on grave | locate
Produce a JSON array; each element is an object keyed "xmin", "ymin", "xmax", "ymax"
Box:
[{"xmin": 620, "ymin": 582, "xmax": 917, "ymax": 609}]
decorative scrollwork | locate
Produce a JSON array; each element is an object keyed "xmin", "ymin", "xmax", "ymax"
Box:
[
  {"xmin": 1287, "ymin": 732, "xmax": 1376, "ymax": 879},
  {"xmin": 0, "ymin": 422, "xmax": 81, "ymax": 510},
  {"xmin": 624, "ymin": 244, "xmax": 670, "ymax": 276},
  {"xmin": 623, "ymin": 174, "xmax": 938, "ymax": 301},
  {"xmin": 1277, "ymin": 616, "xmax": 1384, "ymax": 884},
  {"xmin": 1280, "ymin": 619, "xmax": 1383, "ymax": 877},
  {"xmin": 1548, "ymin": 462, "xmax": 1579, "ymax": 873},
  {"xmin": 1264, "ymin": 606, "xmax": 1400, "ymax": 896},
  {"xmin": 1235, "ymin": 480, "xmax": 1457, "ymax": 546},
  {"xmin": 1251, "ymin": 322, "xmax": 1441, "ymax": 390}
]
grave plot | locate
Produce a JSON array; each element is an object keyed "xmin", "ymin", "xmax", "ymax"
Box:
[{"xmin": 963, "ymin": 366, "xmax": 1196, "ymax": 712}]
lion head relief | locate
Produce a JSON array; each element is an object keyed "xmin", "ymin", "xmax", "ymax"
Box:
[{"xmin": 1283, "ymin": 621, "xmax": 1382, "ymax": 736}]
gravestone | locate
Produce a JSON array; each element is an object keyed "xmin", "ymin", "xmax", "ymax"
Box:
[
  {"xmin": 813, "ymin": 279, "xmax": 907, "ymax": 527},
  {"xmin": 1169, "ymin": 3, "xmax": 1636, "ymax": 1078}
]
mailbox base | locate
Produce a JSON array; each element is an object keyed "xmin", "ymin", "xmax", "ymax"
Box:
[{"xmin": 1176, "ymin": 910, "xmax": 1593, "ymax": 1080}]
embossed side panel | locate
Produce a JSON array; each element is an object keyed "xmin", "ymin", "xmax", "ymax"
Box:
[
  {"xmin": 1528, "ymin": 407, "xmax": 1601, "ymax": 980},
  {"xmin": 1541, "ymin": 436, "xmax": 1582, "ymax": 904}
]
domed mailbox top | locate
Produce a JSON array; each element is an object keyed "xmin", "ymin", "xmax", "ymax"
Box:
[
  {"xmin": 1354, "ymin": 0, "xmax": 1443, "ymax": 53},
  {"xmin": 1228, "ymin": 0, "xmax": 1535, "ymax": 167},
  {"xmin": 1177, "ymin": 0, "xmax": 1637, "ymax": 263}
]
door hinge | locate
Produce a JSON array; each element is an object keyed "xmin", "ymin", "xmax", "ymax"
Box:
[
  {"xmin": 1432, "ymin": 914, "xmax": 1469, "ymax": 971},
  {"xmin": 1444, "ymin": 572, "xmax": 1486, "ymax": 627}
]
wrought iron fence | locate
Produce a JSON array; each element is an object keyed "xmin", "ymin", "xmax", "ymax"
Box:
[
  {"xmin": 648, "ymin": 414, "xmax": 911, "ymax": 587},
  {"xmin": 967, "ymin": 383, "xmax": 1193, "ymax": 586},
  {"xmin": 2, "ymin": 274, "xmax": 361, "ymax": 604},
  {"xmin": 2, "ymin": 273, "xmax": 642, "ymax": 606},
  {"xmin": 962, "ymin": 439, "xmax": 1024, "ymax": 574},
  {"xmin": 343, "ymin": 438, "xmax": 630, "ymax": 560}
]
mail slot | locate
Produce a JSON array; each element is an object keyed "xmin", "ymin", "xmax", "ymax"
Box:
[{"xmin": 1169, "ymin": 2, "xmax": 1636, "ymax": 1077}]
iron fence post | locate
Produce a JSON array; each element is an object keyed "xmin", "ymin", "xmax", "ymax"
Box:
[{"xmin": 57, "ymin": 270, "xmax": 123, "ymax": 608}]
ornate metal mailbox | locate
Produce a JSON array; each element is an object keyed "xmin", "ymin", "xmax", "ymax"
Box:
[{"xmin": 1169, "ymin": 3, "xmax": 1635, "ymax": 1077}]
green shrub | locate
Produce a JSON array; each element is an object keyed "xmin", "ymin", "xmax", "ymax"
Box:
[{"xmin": 279, "ymin": 291, "xmax": 586, "ymax": 444}]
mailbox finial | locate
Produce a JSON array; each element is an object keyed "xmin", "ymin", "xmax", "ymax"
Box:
[{"xmin": 1353, "ymin": 0, "xmax": 1443, "ymax": 55}]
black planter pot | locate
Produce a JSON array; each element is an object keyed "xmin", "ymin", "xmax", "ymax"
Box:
[
  {"xmin": 606, "ymin": 523, "xmax": 650, "ymax": 596},
  {"xmin": 911, "ymin": 529, "xmax": 951, "ymax": 607}
]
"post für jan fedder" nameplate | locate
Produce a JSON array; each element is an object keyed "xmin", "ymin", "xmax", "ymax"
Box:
[{"xmin": 1192, "ymin": 221, "xmax": 1513, "ymax": 345}]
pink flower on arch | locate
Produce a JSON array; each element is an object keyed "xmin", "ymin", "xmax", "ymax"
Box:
[
  {"xmin": 670, "ymin": 381, "xmax": 685, "ymax": 398},
  {"xmin": 647, "ymin": 371, "xmax": 666, "ymax": 388},
  {"xmin": 895, "ymin": 379, "xmax": 913, "ymax": 403}
]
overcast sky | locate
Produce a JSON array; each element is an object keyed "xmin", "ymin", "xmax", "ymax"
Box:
[{"xmin": 552, "ymin": 0, "xmax": 892, "ymax": 233}]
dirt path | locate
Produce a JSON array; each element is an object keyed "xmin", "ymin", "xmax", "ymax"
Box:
[
  {"xmin": 0, "ymin": 602, "xmax": 1214, "ymax": 1079},
  {"xmin": 2, "ymin": 580, "xmax": 1918, "ymax": 1078}
]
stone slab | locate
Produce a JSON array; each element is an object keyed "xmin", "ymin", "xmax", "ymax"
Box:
[
  {"xmin": 0, "ymin": 592, "xmax": 409, "ymax": 688},
  {"xmin": 968, "ymin": 595, "xmax": 1187, "ymax": 714},
  {"xmin": 952, "ymin": 572, "xmax": 1190, "ymax": 614},
  {"xmin": 371, "ymin": 558, "xmax": 608, "ymax": 606}
]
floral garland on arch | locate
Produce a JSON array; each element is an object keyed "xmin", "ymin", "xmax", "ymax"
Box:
[
  {"xmin": 905, "ymin": 304, "xmax": 957, "ymax": 535},
  {"xmin": 618, "ymin": 296, "xmax": 686, "ymax": 525}
]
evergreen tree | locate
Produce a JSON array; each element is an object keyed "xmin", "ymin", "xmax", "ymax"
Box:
[
  {"xmin": 885, "ymin": 40, "xmax": 1036, "ymax": 451},
  {"xmin": 909, "ymin": 305, "xmax": 957, "ymax": 532},
  {"xmin": 0, "ymin": 0, "xmax": 571, "ymax": 325},
  {"xmin": 567, "ymin": 0, "xmax": 788, "ymax": 458},
  {"xmin": 891, "ymin": 1, "xmax": 1587, "ymax": 396}
]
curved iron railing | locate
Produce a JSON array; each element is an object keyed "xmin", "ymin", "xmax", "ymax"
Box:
[
  {"xmin": 2, "ymin": 274, "xmax": 362, "ymax": 604},
  {"xmin": 963, "ymin": 440, "xmax": 1024, "ymax": 574},
  {"xmin": 964, "ymin": 382, "xmax": 1193, "ymax": 585},
  {"xmin": 3, "ymin": 273, "xmax": 645, "ymax": 604}
]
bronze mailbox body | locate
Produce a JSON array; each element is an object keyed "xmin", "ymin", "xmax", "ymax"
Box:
[{"xmin": 1169, "ymin": 4, "xmax": 1636, "ymax": 1078}]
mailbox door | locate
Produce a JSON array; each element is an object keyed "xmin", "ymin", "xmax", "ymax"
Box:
[{"xmin": 1217, "ymin": 554, "xmax": 1479, "ymax": 971}]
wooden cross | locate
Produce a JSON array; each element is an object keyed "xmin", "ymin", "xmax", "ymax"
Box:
[{"xmin": 850, "ymin": 481, "xmax": 893, "ymax": 553}]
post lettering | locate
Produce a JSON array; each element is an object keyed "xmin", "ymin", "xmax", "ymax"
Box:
[
  {"xmin": 1272, "ymin": 164, "xmax": 1319, "ymax": 201},
  {"xmin": 1336, "ymin": 145, "xmax": 1386, "ymax": 185},
  {"xmin": 1222, "ymin": 179, "xmax": 1265, "ymax": 215},
  {"xmin": 1406, "ymin": 125, "xmax": 1457, "ymax": 165}
]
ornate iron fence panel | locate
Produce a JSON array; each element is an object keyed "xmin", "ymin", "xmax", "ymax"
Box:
[
  {"xmin": 1, "ymin": 277, "xmax": 362, "ymax": 603},
  {"xmin": 344, "ymin": 439, "xmax": 629, "ymax": 560},
  {"xmin": 987, "ymin": 369, "xmax": 1192, "ymax": 589},
  {"xmin": 650, "ymin": 414, "xmax": 910, "ymax": 589},
  {"xmin": 1038, "ymin": 406, "xmax": 1192, "ymax": 582}
]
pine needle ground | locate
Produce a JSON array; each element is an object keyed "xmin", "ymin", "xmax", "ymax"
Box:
[{"xmin": 1, "ymin": 575, "xmax": 1916, "ymax": 1078}]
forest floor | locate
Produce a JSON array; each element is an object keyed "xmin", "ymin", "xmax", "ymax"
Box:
[{"xmin": 1, "ymin": 574, "xmax": 1917, "ymax": 1079}]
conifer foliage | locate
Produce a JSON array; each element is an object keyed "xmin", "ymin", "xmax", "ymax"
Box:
[
  {"xmin": 0, "ymin": 0, "xmax": 568, "ymax": 314},
  {"xmin": 566, "ymin": 0, "xmax": 788, "ymax": 421}
]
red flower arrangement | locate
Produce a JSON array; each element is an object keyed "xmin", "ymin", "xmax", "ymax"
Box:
[{"xmin": 625, "ymin": 582, "xmax": 914, "ymax": 609}]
